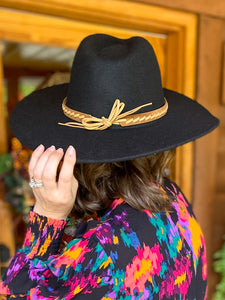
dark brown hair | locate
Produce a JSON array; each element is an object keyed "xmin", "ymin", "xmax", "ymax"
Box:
[{"xmin": 73, "ymin": 150, "xmax": 175, "ymax": 219}]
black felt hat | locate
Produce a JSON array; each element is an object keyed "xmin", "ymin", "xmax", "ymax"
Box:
[{"xmin": 10, "ymin": 34, "xmax": 219, "ymax": 163}]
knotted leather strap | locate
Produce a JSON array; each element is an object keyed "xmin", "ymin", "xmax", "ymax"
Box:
[{"xmin": 58, "ymin": 97, "xmax": 168, "ymax": 130}]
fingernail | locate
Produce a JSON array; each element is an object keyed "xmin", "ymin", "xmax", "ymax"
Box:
[
  {"xmin": 37, "ymin": 144, "xmax": 44, "ymax": 151},
  {"xmin": 57, "ymin": 148, "xmax": 64, "ymax": 154},
  {"xmin": 68, "ymin": 145, "xmax": 74, "ymax": 156},
  {"xmin": 49, "ymin": 145, "xmax": 55, "ymax": 151}
]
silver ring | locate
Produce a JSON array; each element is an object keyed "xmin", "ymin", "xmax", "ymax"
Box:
[{"xmin": 29, "ymin": 178, "xmax": 43, "ymax": 188}]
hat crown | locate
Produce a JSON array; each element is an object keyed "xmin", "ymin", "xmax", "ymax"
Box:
[
  {"xmin": 9, "ymin": 33, "xmax": 219, "ymax": 163},
  {"xmin": 66, "ymin": 34, "xmax": 165, "ymax": 117}
]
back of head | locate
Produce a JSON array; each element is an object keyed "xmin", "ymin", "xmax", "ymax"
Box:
[{"xmin": 73, "ymin": 150, "xmax": 175, "ymax": 219}]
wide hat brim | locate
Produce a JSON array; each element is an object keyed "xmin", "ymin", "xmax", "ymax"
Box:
[{"xmin": 10, "ymin": 83, "xmax": 219, "ymax": 163}]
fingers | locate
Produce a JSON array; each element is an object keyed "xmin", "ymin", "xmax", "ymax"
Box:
[
  {"xmin": 58, "ymin": 146, "xmax": 76, "ymax": 190},
  {"xmin": 30, "ymin": 145, "xmax": 56, "ymax": 181},
  {"xmin": 28, "ymin": 144, "xmax": 45, "ymax": 178},
  {"xmin": 29, "ymin": 145, "xmax": 76, "ymax": 192},
  {"xmin": 41, "ymin": 148, "xmax": 64, "ymax": 189}
]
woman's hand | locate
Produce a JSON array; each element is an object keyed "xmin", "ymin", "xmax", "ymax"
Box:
[{"xmin": 28, "ymin": 144, "xmax": 78, "ymax": 220}]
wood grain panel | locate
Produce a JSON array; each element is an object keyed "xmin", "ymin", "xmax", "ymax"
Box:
[
  {"xmin": 193, "ymin": 15, "xmax": 223, "ymax": 299},
  {"xmin": 222, "ymin": 43, "xmax": 225, "ymax": 106},
  {"xmin": 218, "ymin": 105, "xmax": 225, "ymax": 152},
  {"xmin": 128, "ymin": 0, "xmax": 225, "ymax": 18},
  {"xmin": 0, "ymin": 0, "xmax": 201, "ymax": 32},
  {"xmin": 0, "ymin": 43, "xmax": 7, "ymax": 153}
]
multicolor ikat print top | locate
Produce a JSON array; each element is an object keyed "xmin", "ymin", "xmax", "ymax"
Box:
[{"xmin": 0, "ymin": 178, "xmax": 207, "ymax": 299}]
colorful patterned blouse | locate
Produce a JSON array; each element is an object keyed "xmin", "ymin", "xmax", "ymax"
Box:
[{"xmin": 0, "ymin": 178, "xmax": 207, "ymax": 299}]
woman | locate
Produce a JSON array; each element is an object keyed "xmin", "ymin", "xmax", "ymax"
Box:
[{"xmin": 0, "ymin": 34, "xmax": 219, "ymax": 299}]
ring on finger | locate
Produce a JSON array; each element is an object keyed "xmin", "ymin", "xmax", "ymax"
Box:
[{"xmin": 29, "ymin": 177, "xmax": 43, "ymax": 188}]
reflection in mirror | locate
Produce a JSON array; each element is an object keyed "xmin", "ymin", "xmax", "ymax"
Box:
[
  {"xmin": 0, "ymin": 41, "xmax": 75, "ymax": 257},
  {"xmin": 2, "ymin": 40, "xmax": 74, "ymax": 142},
  {"xmin": 2, "ymin": 41, "xmax": 75, "ymax": 71}
]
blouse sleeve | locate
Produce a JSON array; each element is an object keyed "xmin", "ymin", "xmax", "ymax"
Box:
[
  {"xmin": 164, "ymin": 177, "xmax": 208, "ymax": 297},
  {"xmin": 0, "ymin": 211, "xmax": 114, "ymax": 299}
]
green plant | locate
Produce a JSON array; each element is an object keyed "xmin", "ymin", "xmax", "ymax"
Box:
[{"xmin": 214, "ymin": 236, "xmax": 225, "ymax": 300}]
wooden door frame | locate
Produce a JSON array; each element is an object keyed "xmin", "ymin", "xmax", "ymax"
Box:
[{"xmin": 0, "ymin": 0, "xmax": 197, "ymax": 200}]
